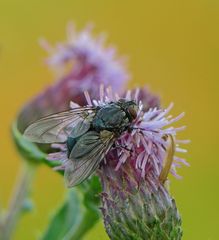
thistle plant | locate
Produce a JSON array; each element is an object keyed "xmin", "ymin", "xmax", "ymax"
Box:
[
  {"xmin": 46, "ymin": 86, "xmax": 188, "ymax": 240},
  {"xmin": 0, "ymin": 23, "xmax": 188, "ymax": 240}
]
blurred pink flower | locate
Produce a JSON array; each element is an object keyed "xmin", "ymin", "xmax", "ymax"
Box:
[{"xmin": 41, "ymin": 23, "xmax": 129, "ymax": 96}]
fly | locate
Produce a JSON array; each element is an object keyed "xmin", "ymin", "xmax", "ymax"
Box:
[{"xmin": 24, "ymin": 99, "xmax": 138, "ymax": 187}]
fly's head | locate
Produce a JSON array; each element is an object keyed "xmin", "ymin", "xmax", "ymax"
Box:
[{"xmin": 118, "ymin": 99, "xmax": 138, "ymax": 122}]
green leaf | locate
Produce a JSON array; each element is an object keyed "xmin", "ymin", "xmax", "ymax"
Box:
[
  {"xmin": 41, "ymin": 189, "xmax": 81, "ymax": 240},
  {"xmin": 12, "ymin": 121, "xmax": 61, "ymax": 169},
  {"xmin": 42, "ymin": 177, "xmax": 101, "ymax": 240}
]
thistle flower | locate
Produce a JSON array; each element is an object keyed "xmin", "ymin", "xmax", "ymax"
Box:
[
  {"xmin": 47, "ymin": 86, "xmax": 188, "ymax": 239},
  {"xmin": 48, "ymin": 86, "xmax": 188, "ymax": 180}
]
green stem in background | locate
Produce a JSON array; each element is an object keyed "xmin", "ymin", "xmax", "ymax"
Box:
[{"xmin": 0, "ymin": 162, "xmax": 36, "ymax": 240}]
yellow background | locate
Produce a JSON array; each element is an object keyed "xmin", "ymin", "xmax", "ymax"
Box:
[{"xmin": 0, "ymin": 0, "xmax": 218, "ymax": 239}]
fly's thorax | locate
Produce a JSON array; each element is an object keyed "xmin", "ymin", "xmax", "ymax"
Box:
[{"xmin": 92, "ymin": 103, "xmax": 131, "ymax": 133}]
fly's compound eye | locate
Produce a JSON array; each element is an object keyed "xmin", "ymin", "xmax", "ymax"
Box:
[{"xmin": 127, "ymin": 105, "xmax": 138, "ymax": 120}]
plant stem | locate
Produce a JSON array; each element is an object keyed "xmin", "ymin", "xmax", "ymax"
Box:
[{"xmin": 0, "ymin": 162, "xmax": 36, "ymax": 240}]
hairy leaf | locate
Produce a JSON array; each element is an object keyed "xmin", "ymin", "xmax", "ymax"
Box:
[{"xmin": 42, "ymin": 176, "xmax": 101, "ymax": 240}]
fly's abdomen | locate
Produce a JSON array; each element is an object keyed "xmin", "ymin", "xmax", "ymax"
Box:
[{"xmin": 67, "ymin": 137, "xmax": 77, "ymax": 158}]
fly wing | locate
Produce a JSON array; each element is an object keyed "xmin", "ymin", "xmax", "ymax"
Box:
[
  {"xmin": 23, "ymin": 107, "xmax": 95, "ymax": 143},
  {"xmin": 65, "ymin": 130, "xmax": 115, "ymax": 187}
]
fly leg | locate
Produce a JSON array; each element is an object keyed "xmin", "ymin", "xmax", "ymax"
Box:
[{"xmin": 112, "ymin": 143, "xmax": 133, "ymax": 156}]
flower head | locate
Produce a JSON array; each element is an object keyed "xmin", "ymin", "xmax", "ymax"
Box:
[{"xmin": 48, "ymin": 85, "xmax": 188, "ymax": 183}]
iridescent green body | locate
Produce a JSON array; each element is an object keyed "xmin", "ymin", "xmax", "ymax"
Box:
[{"xmin": 67, "ymin": 100, "xmax": 137, "ymax": 157}]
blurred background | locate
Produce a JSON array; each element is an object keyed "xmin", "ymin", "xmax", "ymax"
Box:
[{"xmin": 0, "ymin": 0, "xmax": 218, "ymax": 239}]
